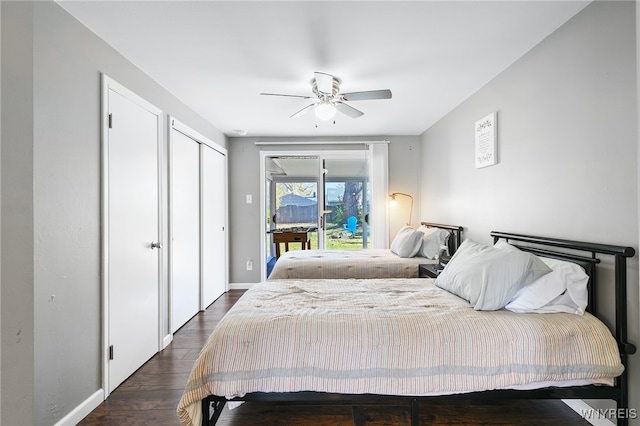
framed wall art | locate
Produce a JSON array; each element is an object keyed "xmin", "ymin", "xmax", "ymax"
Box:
[{"xmin": 474, "ymin": 112, "xmax": 497, "ymax": 168}]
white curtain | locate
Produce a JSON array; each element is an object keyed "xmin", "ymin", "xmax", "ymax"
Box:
[{"xmin": 368, "ymin": 142, "xmax": 389, "ymax": 248}]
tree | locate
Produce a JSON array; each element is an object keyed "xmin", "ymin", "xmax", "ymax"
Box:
[{"xmin": 342, "ymin": 182, "xmax": 362, "ymax": 220}]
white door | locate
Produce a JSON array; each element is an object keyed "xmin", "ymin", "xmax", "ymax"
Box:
[
  {"xmin": 171, "ymin": 131, "xmax": 201, "ymax": 332},
  {"xmin": 201, "ymin": 144, "xmax": 226, "ymax": 308},
  {"xmin": 106, "ymin": 81, "xmax": 161, "ymax": 393}
]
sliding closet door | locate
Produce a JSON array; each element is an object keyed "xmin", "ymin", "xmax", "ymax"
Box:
[
  {"xmin": 170, "ymin": 118, "xmax": 228, "ymax": 330},
  {"xmin": 201, "ymin": 144, "xmax": 226, "ymax": 308},
  {"xmin": 171, "ymin": 131, "xmax": 201, "ymax": 333}
]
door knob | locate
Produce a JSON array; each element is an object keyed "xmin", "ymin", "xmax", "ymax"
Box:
[{"xmin": 150, "ymin": 241, "xmax": 163, "ymax": 249}]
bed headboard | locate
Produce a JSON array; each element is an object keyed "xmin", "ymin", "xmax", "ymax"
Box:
[
  {"xmin": 490, "ymin": 231, "xmax": 636, "ymax": 356},
  {"xmin": 420, "ymin": 222, "xmax": 463, "ymax": 255}
]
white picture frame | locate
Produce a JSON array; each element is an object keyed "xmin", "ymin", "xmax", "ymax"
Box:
[{"xmin": 475, "ymin": 112, "xmax": 497, "ymax": 168}]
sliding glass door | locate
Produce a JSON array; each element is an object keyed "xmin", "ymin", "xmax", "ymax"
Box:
[
  {"xmin": 264, "ymin": 156, "xmax": 321, "ymax": 278},
  {"xmin": 322, "ymin": 154, "xmax": 370, "ymax": 250},
  {"xmin": 273, "ymin": 177, "xmax": 320, "ymax": 249},
  {"xmin": 262, "ymin": 150, "xmax": 373, "ymax": 278}
]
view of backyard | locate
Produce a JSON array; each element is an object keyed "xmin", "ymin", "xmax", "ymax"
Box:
[
  {"xmin": 278, "ymin": 222, "xmax": 365, "ymax": 251},
  {"xmin": 272, "ymin": 180, "xmax": 368, "ymax": 252},
  {"xmin": 264, "ymin": 155, "xmax": 371, "ymax": 278}
]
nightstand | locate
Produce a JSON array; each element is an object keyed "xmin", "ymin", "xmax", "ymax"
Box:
[{"xmin": 419, "ymin": 263, "xmax": 443, "ymax": 279}]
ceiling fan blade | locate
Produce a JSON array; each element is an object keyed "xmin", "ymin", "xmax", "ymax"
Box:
[
  {"xmin": 341, "ymin": 89, "xmax": 392, "ymax": 101},
  {"xmin": 314, "ymin": 72, "xmax": 335, "ymax": 94},
  {"xmin": 260, "ymin": 92, "xmax": 313, "ymax": 99},
  {"xmin": 335, "ymin": 102, "xmax": 364, "ymax": 119},
  {"xmin": 290, "ymin": 103, "xmax": 317, "ymax": 119}
]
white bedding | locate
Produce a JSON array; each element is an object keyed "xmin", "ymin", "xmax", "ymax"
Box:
[
  {"xmin": 268, "ymin": 248, "xmax": 435, "ymax": 279},
  {"xmin": 177, "ymin": 278, "xmax": 622, "ymax": 426}
]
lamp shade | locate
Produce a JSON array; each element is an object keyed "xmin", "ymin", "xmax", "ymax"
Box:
[{"xmin": 315, "ymin": 103, "xmax": 337, "ymax": 121}]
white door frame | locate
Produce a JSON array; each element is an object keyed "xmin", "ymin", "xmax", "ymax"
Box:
[{"xmin": 101, "ymin": 75, "xmax": 164, "ymax": 398}]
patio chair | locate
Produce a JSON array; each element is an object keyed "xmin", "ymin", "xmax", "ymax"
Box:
[{"xmin": 343, "ymin": 216, "xmax": 357, "ymax": 235}]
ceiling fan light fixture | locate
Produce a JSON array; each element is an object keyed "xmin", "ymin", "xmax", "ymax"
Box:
[
  {"xmin": 315, "ymin": 103, "xmax": 337, "ymax": 121},
  {"xmin": 261, "ymin": 72, "xmax": 391, "ymax": 122}
]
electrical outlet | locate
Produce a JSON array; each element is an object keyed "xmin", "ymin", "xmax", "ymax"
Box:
[{"xmin": 246, "ymin": 260, "xmax": 253, "ymax": 271}]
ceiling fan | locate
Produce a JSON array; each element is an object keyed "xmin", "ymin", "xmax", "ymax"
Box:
[{"xmin": 260, "ymin": 72, "xmax": 392, "ymax": 121}]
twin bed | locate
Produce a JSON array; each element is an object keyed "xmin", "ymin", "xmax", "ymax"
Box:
[
  {"xmin": 268, "ymin": 222, "xmax": 463, "ymax": 280},
  {"xmin": 177, "ymin": 228, "xmax": 636, "ymax": 426}
]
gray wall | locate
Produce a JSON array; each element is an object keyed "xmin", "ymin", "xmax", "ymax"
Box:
[
  {"xmin": 3, "ymin": 0, "xmax": 634, "ymax": 423},
  {"xmin": 227, "ymin": 135, "xmax": 421, "ymax": 284},
  {"xmin": 1, "ymin": 3, "xmax": 35, "ymax": 425},
  {"xmin": 1, "ymin": 1, "xmax": 227, "ymax": 424},
  {"xmin": 420, "ymin": 1, "xmax": 638, "ymax": 420},
  {"xmin": 0, "ymin": 1, "xmax": 3, "ymax": 418}
]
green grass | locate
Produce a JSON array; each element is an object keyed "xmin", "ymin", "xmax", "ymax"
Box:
[
  {"xmin": 325, "ymin": 225, "xmax": 364, "ymax": 249},
  {"xmin": 277, "ymin": 223, "xmax": 366, "ymax": 250}
]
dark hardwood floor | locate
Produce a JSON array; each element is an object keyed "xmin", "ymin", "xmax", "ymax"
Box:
[{"xmin": 79, "ymin": 289, "xmax": 590, "ymax": 425}]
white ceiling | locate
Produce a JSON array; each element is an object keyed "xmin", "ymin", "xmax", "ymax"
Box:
[{"xmin": 57, "ymin": 0, "xmax": 590, "ymax": 138}]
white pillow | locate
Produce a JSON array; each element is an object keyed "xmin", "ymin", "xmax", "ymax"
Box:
[
  {"xmin": 435, "ymin": 239, "xmax": 552, "ymax": 310},
  {"xmin": 505, "ymin": 257, "xmax": 589, "ymax": 315},
  {"xmin": 390, "ymin": 226, "xmax": 424, "ymax": 258},
  {"xmin": 494, "ymin": 239, "xmax": 515, "ymax": 251},
  {"xmin": 416, "ymin": 226, "xmax": 450, "ymax": 259}
]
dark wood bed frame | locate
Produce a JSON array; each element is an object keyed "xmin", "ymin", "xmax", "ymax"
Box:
[{"xmin": 201, "ymin": 231, "xmax": 636, "ymax": 426}]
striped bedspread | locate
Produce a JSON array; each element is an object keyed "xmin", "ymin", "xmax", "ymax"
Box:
[
  {"xmin": 268, "ymin": 249, "xmax": 435, "ymax": 279},
  {"xmin": 177, "ymin": 279, "xmax": 623, "ymax": 426}
]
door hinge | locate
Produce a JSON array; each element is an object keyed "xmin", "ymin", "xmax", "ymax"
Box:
[
  {"xmin": 108, "ymin": 113, "xmax": 113, "ymax": 129},
  {"xmin": 109, "ymin": 345, "xmax": 114, "ymax": 360}
]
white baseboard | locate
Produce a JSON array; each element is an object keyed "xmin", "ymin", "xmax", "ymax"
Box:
[
  {"xmin": 562, "ymin": 399, "xmax": 616, "ymax": 426},
  {"xmin": 55, "ymin": 389, "xmax": 104, "ymax": 426},
  {"xmin": 229, "ymin": 282, "xmax": 256, "ymax": 290},
  {"xmin": 162, "ymin": 333, "xmax": 173, "ymax": 349}
]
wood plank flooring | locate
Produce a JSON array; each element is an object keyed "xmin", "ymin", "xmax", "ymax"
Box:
[{"xmin": 79, "ymin": 289, "xmax": 590, "ymax": 425}]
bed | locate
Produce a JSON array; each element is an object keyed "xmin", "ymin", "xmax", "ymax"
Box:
[
  {"xmin": 177, "ymin": 231, "xmax": 636, "ymax": 426},
  {"xmin": 268, "ymin": 222, "xmax": 463, "ymax": 280}
]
